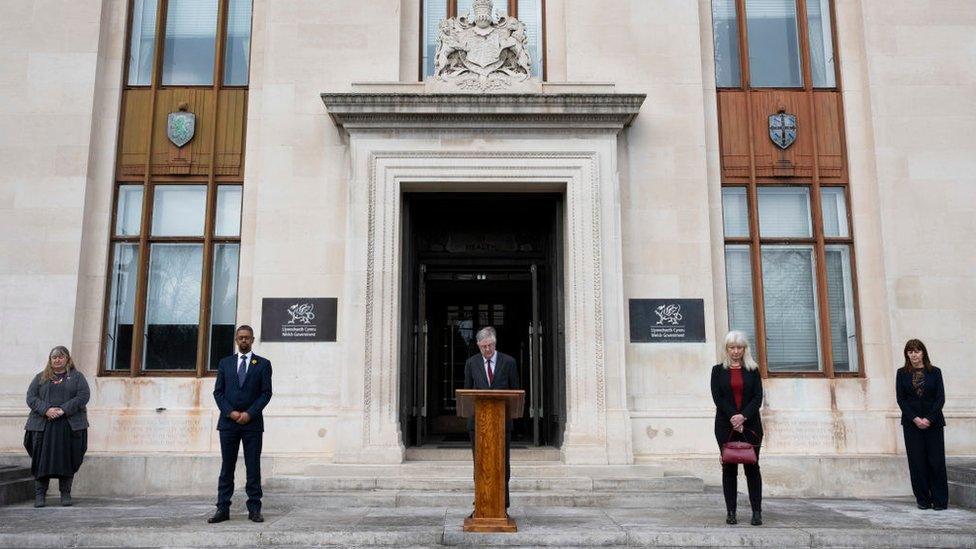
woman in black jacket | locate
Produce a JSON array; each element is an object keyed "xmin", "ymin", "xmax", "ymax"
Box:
[
  {"xmin": 24, "ymin": 346, "xmax": 90, "ymax": 507},
  {"xmin": 710, "ymin": 330, "xmax": 764, "ymax": 526},
  {"xmin": 895, "ymin": 339, "xmax": 947, "ymax": 510}
]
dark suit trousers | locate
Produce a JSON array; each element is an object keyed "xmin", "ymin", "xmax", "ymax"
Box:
[
  {"xmin": 903, "ymin": 425, "xmax": 948, "ymax": 507},
  {"xmin": 720, "ymin": 438, "xmax": 762, "ymax": 513},
  {"xmin": 470, "ymin": 429, "xmax": 512, "ymax": 508},
  {"xmin": 217, "ymin": 429, "xmax": 263, "ymax": 513}
]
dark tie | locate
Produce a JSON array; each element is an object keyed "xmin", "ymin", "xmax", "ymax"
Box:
[
  {"xmin": 238, "ymin": 356, "xmax": 247, "ymax": 387},
  {"xmin": 486, "ymin": 358, "xmax": 494, "ymax": 385}
]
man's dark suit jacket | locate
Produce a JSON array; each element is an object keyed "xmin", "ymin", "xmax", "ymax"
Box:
[
  {"xmin": 710, "ymin": 363, "xmax": 763, "ymax": 447},
  {"xmin": 896, "ymin": 366, "xmax": 946, "ymax": 427},
  {"xmin": 213, "ymin": 354, "xmax": 273, "ymax": 432},
  {"xmin": 463, "ymin": 351, "xmax": 520, "ymax": 431}
]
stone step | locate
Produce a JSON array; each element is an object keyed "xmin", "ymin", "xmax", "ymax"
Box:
[
  {"xmin": 405, "ymin": 447, "xmax": 561, "ymax": 461},
  {"xmin": 948, "ymin": 481, "xmax": 975, "ymax": 509},
  {"xmin": 266, "ymin": 474, "xmax": 700, "ymax": 493},
  {"xmin": 0, "ymin": 466, "xmax": 33, "ymax": 507},
  {"xmin": 295, "ymin": 461, "xmax": 667, "ymax": 479},
  {"xmin": 259, "ymin": 481, "xmax": 705, "ymax": 507},
  {"xmin": 947, "ymin": 463, "xmax": 976, "ymax": 485}
]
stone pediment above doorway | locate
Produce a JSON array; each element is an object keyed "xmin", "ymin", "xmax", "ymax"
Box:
[{"xmin": 321, "ymin": 83, "xmax": 645, "ymax": 134}]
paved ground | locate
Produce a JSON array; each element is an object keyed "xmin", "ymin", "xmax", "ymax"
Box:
[{"xmin": 1, "ymin": 492, "xmax": 974, "ymax": 548}]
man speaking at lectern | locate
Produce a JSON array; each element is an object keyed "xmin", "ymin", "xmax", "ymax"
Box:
[{"xmin": 463, "ymin": 326, "xmax": 520, "ymax": 509}]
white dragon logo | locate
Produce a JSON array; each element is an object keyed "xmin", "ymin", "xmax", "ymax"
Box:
[
  {"xmin": 287, "ymin": 303, "xmax": 315, "ymax": 325},
  {"xmin": 654, "ymin": 304, "xmax": 683, "ymax": 326}
]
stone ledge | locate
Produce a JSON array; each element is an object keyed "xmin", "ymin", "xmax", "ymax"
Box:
[{"xmin": 321, "ymin": 91, "xmax": 646, "ymax": 133}]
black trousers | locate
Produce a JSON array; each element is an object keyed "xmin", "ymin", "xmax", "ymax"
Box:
[
  {"xmin": 216, "ymin": 429, "xmax": 263, "ymax": 513},
  {"xmin": 903, "ymin": 425, "xmax": 948, "ymax": 508},
  {"xmin": 721, "ymin": 443, "xmax": 762, "ymax": 513},
  {"xmin": 470, "ymin": 429, "xmax": 512, "ymax": 508}
]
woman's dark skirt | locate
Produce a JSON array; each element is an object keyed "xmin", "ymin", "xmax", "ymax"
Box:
[{"xmin": 24, "ymin": 418, "xmax": 87, "ymax": 479}]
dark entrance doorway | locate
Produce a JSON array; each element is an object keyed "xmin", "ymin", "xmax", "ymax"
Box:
[{"xmin": 399, "ymin": 193, "xmax": 565, "ymax": 448}]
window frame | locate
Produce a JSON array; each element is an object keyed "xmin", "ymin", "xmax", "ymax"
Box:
[
  {"xmin": 717, "ymin": 0, "xmax": 841, "ymax": 91},
  {"xmin": 102, "ymin": 0, "xmax": 249, "ymax": 378},
  {"xmin": 418, "ymin": 0, "xmax": 547, "ymax": 82},
  {"xmin": 716, "ymin": 0, "xmax": 861, "ymax": 378}
]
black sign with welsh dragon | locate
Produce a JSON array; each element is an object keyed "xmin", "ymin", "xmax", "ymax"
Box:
[
  {"xmin": 629, "ymin": 298, "xmax": 706, "ymax": 343},
  {"xmin": 260, "ymin": 298, "xmax": 337, "ymax": 342}
]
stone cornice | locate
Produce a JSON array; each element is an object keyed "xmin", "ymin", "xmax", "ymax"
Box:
[{"xmin": 321, "ymin": 93, "xmax": 646, "ymax": 133}]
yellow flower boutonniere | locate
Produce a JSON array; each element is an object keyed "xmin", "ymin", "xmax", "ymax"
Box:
[{"xmin": 251, "ymin": 359, "xmax": 257, "ymax": 365}]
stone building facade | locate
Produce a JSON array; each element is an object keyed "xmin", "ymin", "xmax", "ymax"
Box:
[{"xmin": 0, "ymin": 0, "xmax": 973, "ymax": 497}]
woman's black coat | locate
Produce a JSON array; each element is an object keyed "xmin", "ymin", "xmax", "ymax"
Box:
[
  {"xmin": 710, "ymin": 363, "xmax": 763, "ymax": 446},
  {"xmin": 895, "ymin": 366, "xmax": 946, "ymax": 427}
]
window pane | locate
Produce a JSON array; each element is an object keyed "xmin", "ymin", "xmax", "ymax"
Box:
[
  {"xmin": 209, "ymin": 243, "xmax": 240, "ymax": 370},
  {"xmin": 820, "ymin": 187, "xmax": 849, "ymax": 237},
  {"xmin": 761, "ymin": 245, "xmax": 821, "ymax": 371},
  {"xmin": 223, "ymin": 0, "xmax": 252, "ymax": 85},
  {"xmin": 162, "ymin": 0, "xmax": 218, "ymax": 85},
  {"xmin": 745, "ymin": 0, "xmax": 802, "ymax": 87},
  {"xmin": 826, "ymin": 245, "xmax": 858, "ymax": 373},
  {"xmin": 725, "ymin": 245, "xmax": 757, "ymax": 347},
  {"xmin": 127, "ymin": 0, "xmax": 158, "ymax": 86},
  {"xmin": 517, "ymin": 0, "xmax": 543, "ymax": 78},
  {"xmin": 722, "ymin": 187, "xmax": 750, "ymax": 237},
  {"xmin": 422, "ymin": 1, "xmax": 448, "ymax": 77},
  {"xmin": 215, "ymin": 186, "xmax": 242, "ymax": 236},
  {"xmin": 144, "ymin": 243, "xmax": 202, "ymax": 370},
  {"xmin": 758, "ymin": 187, "xmax": 811, "ymax": 237},
  {"xmin": 806, "ymin": 0, "xmax": 836, "ymax": 87},
  {"xmin": 151, "ymin": 185, "xmax": 206, "ymax": 236},
  {"xmin": 115, "ymin": 185, "xmax": 144, "ymax": 236},
  {"xmin": 712, "ymin": 0, "xmax": 741, "ymax": 87},
  {"xmin": 104, "ymin": 244, "xmax": 139, "ymax": 371}
]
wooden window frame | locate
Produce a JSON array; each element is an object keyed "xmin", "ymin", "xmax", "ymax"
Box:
[
  {"xmin": 418, "ymin": 0, "xmax": 547, "ymax": 81},
  {"xmin": 718, "ymin": 0, "xmax": 864, "ymax": 378},
  {"xmin": 101, "ymin": 0, "xmax": 248, "ymax": 378}
]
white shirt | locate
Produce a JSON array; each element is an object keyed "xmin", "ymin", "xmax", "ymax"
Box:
[
  {"xmin": 484, "ymin": 351, "xmax": 497, "ymax": 381},
  {"xmin": 236, "ymin": 352, "xmax": 253, "ymax": 375}
]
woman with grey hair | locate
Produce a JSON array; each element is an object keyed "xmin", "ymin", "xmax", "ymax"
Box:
[
  {"xmin": 710, "ymin": 331, "xmax": 764, "ymax": 526},
  {"xmin": 24, "ymin": 346, "xmax": 90, "ymax": 507}
]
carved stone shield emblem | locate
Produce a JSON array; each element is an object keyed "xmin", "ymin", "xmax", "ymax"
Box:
[
  {"xmin": 167, "ymin": 111, "xmax": 196, "ymax": 148},
  {"xmin": 769, "ymin": 112, "xmax": 797, "ymax": 150}
]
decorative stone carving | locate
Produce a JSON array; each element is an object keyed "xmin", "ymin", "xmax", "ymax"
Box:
[{"xmin": 432, "ymin": 0, "xmax": 533, "ymax": 92}]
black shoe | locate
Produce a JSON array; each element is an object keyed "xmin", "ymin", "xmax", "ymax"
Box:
[
  {"xmin": 751, "ymin": 511, "xmax": 763, "ymax": 526},
  {"xmin": 917, "ymin": 502, "xmax": 932, "ymax": 509},
  {"xmin": 59, "ymin": 477, "xmax": 73, "ymax": 506},
  {"xmin": 933, "ymin": 505, "xmax": 947, "ymax": 511},
  {"xmin": 207, "ymin": 510, "xmax": 230, "ymax": 523},
  {"xmin": 248, "ymin": 511, "xmax": 264, "ymax": 523},
  {"xmin": 34, "ymin": 480, "xmax": 48, "ymax": 508},
  {"xmin": 726, "ymin": 511, "xmax": 737, "ymax": 524}
]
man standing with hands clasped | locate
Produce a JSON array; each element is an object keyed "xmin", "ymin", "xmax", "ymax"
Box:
[{"xmin": 208, "ymin": 325, "xmax": 273, "ymax": 524}]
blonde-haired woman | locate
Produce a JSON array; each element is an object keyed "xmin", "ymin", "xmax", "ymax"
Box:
[
  {"xmin": 24, "ymin": 346, "xmax": 89, "ymax": 507},
  {"xmin": 710, "ymin": 331, "xmax": 764, "ymax": 526}
]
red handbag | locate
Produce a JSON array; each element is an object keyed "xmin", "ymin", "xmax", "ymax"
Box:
[{"xmin": 721, "ymin": 429, "xmax": 758, "ymax": 464}]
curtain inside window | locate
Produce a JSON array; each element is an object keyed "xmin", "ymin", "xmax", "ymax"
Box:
[
  {"xmin": 820, "ymin": 187, "xmax": 848, "ymax": 237},
  {"xmin": 761, "ymin": 245, "xmax": 821, "ymax": 371},
  {"xmin": 517, "ymin": 0, "xmax": 543, "ymax": 78},
  {"xmin": 127, "ymin": 0, "xmax": 158, "ymax": 86},
  {"xmin": 745, "ymin": 0, "xmax": 802, "ymax": 87},
  {"xmin": 162, "ymin": 0, "xmax": 218, "ymax": 85},
  {"xmin": 223, "ymin": 0, "xmax": 252, "ymax": 85},
  {"xmin": 105, "ymin": 244, "xmax": 139, "ymax": 371},
  {"xmin": 722, "ymin": 187, "xmax": 750, "ymax": 237},
  {"xmin": 725, "ymin": 245, "xmax": 758, "ymax": 349},
  {"xmin": 209, "ymin": 244, "xmax": 240, "ymax": 369},
  {"xmin": 826, "ymin": 245, "xmax": 857, "ymax": 372},
  {"xmin": 712, "ymin": 0, "xmax": 741, "ymax": 87},
  {"xmin": 758, "ymin": 187, "xmax": 812, "ymax": 237},
  {"xmin": 144, "ymin": 244, "xmax": 203, "ymax": 370},
  {"xmin": 805, "ymin": 0, "xmax": 835, "ymax": 87}
]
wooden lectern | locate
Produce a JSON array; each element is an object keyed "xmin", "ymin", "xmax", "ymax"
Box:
[{"xmin": 455, "ymin": 389, "xmax": 525, "ymax": 533}]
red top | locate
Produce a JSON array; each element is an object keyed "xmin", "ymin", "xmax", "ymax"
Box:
[{"xmin": 730, "ymin": 367, "xmax": 744, "ymax": 410}]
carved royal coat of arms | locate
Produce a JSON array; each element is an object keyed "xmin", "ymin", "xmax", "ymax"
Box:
[{"xmin": 433, "ymin": 0, "xmax": 532, "ymax": 91}]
